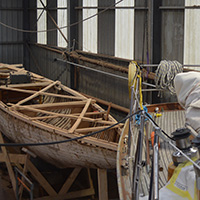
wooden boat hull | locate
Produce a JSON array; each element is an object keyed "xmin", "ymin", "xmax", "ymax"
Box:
[
  {"xmin": 117, "ymin": 119, "xmax": 132, "ymax": 199},
  {"xmin": 0, "ymin": 101, "xmax": 117, "ymax": 169},
  {"xmin": 0, "ymin": 63, "xmax": 121, "ymax": 169}
]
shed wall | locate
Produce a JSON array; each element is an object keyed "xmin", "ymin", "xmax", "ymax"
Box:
[
  {"xmin": 184, "ymin": 0, "xmax": 200, "ymax": 69},
  {"xmin": 0, "ymin": 0, "xmax": 23, "ymax": 64}
]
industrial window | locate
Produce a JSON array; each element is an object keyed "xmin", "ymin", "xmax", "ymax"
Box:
[
  {"xmin": 57, "ymin": 0, "xmax": 68, "ymax": 48},
  {"xmin": 115, "ymin": 0, "xmax": 134, "ymax": 59},
  {"xmin": 37, "ymin": 0, "xmax": 47, "ymax": 44},
  {"xmin": 83, "ymin": 0, "xmax": 98, "ymax": 53}
]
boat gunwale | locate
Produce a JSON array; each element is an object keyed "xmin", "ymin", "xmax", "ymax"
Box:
[{"xmin": 0, "ymin": 98, "xmax": 119, "ymax": 151}]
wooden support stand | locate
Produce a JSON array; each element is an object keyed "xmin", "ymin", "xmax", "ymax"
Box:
[
  {"xmin": 0, "ymin": 132, "xmax": 95, "ymax": 200},
  {"xmin": 97, "ymin": 169, "xmax": 108, "ymax": 200}
]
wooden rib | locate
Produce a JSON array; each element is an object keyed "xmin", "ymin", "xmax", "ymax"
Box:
[
  {"xmin": 10, "ymin": 102, "xmax": 120, "ymax": 126},
  {"xmin": 30, "ymin": 115, "xmax": 101, "ymax": 121},
  {"xmin": 75, "ymin": 126, "xmax": 116, "ymax": 133},
  {"xmin": 0, "ymin": 63, "xmax": 23, "ymax": 69},
  {"xmin": 30, "ymin": 114, "xmax": 121, "ymax": 126},
  {"xmin": 69, "ymin": 99, "xmax": 92, "ymax": 133},
  {"xmin": 12, "ymin": 81, "xmax": 59, "ymax": 107},
  {"xmin": 0, "ymin": 86, "xmax": 85, "ymax": 100},
  {"xmin": 59, "ymin": 83, "xmax": 87, "ymax": 99},
  {"xmin": 11, "ymin": 105, "xmax": 105, "ymax": 124},
  {"xmin": 0, "ymin": 72, "xmax": 9, "ymax": 77},
  {"xmin": 2, "ymin": 103, "xmax": 118, "ymax": 150},
  {"xmin": 78, "ymin": 111, "xmax": 107, "ymax": 116},
  {"xmin": 5, "ymin": 81, "xmax": 51, "ymax": 89},
  {"xmin": 9, "ymin": 100, "xmax": 95, "ymax": 110}
]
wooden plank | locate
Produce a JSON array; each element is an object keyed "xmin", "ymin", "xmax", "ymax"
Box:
[
  {"xmin": 31, "ymin": 111, "xmax": 107, "ymax": 120},
  {"xmin": 58, "ymin": 168, "xmax": 81, "ymax": 195},
  {"xmin": 30, "ymin": 115, "xmax": 102, "ymax": 123},
  {"xmin": 0, "ymin": 132, "xmax": 17, "ymax": 197},
  {"xmin": 12, "ymin": 105, "xmax": 100, "ymax": 124},
  {"xmin": 27, "ymin": 159, "xmax": 57, "ymax": 196},
  {"xmin": 13, "ymin": 81, "xmax": 59, "ymax": 106},
  {"xmin": 75, "ymin": 125, "xmax": 119, "ymax": 133},
  {"xmin": 4, "ymin": 82, "xmax": 51, "ymax": 89},
  {"xmin": 69, "ymin": 99, "xmax": 92, "ymax": 133},
  {"xmin": 83, "ymin": 111, "xmax": 107, "ymax": 116},
  {"xmin": 146, "ymin": 102, "xmax": 183, "ymax": 112},
  {"xmin": 0, "ymin": 153, "xmax": 27, "ymax": 164},
  {"xmin": 10, "ymin": 100, "xmax": 95, "ymax": 110},
  {"xmin": 0, "ymin": 86, "xmax": 85, "ymax": 100},
  {"xmin": 97, "ymin": 169, "xmax": 108, "ymax": 200},
  {"xmin": 59, "ymin": 83, "xmax": 87, "ymax": 99},
  {"xmin": 35, "ymin": 188, "xmax": 95, "ymax": 200},
  {"xmin": 0, "ymin": 63, "xmax": 23, "ymax": 69},
  {"xmin": 81, "ymin": 92, "xmax": 130, "ymax": 114}
]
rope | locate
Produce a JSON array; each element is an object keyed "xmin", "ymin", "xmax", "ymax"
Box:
[{"xmin": 155, "ymin": 60, "xmax": 183, "ymax": 95}]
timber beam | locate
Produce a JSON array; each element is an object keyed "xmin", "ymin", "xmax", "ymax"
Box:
[{"xmin": 0, "ymin": 132, "xmax": 95, "ymax": 200}]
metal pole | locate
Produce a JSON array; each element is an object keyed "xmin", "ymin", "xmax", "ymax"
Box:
[
  {"xmin": 153, "ymin": 127, "xmax": 160, "ymax": 200},
  {"xmin": 132, "ymin": 111, "xmax": 145, "ymax": 199},
  {"xmin": 128, "ymin": 86, "xmax": 135, "ymax": 155}
]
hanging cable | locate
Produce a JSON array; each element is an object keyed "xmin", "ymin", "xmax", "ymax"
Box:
[
  {"xmin": 0, "ymin": 0, "xmax": 123, "ymax": 33},
  {"xmin": 0, "ymin": 110, "xmax": 142, "ymax": 147}
]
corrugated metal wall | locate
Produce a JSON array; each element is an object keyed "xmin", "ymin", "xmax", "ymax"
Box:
[
  {"xmin": 78, "ymin": 57, "xmax": 129, "ymax": 108},
  {"xmin": 184, "ymin": 0, "xmax": 200, "ymax": 69},
  {"xmin": 2, "ymin": 0, "xmax": 200, "ymax": 111},
  {"xmin": 134, "ymin": 0, "xmax": 148, "ymax": 63},
  {"xmin": 29, "ymin": 44, "xmax": 71, "ymax": 87},
  {"xmin": 161, "ymin": 0, "xmax": 184, "ymax": 63},
  {"xmin": 98, "ymin": 0, "xmax": 115, "ymax": 55},
  {"xmin": 0, "ymin": 0, "xmax": 23, "ymax": 64}
]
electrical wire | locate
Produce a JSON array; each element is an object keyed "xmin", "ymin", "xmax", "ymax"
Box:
[
  {"xmin": 0, "ymin": 0, "xmax": 123, "ymax": 33},
  {"xmin": 0, "ymin": 110, "xmax": 142, "ymax": 147}
]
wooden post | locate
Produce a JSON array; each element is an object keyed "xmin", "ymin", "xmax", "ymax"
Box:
[
  {"xmin": 0, "ymin": 132, "xmax": 17, "ymax": 198},
  {"xmin": 97, "ymin": 169, "xmax": 108, "ymax": 200},
  {"xmin": 0, "ymin": 131, "xmax": 95, "ymax": 200}
]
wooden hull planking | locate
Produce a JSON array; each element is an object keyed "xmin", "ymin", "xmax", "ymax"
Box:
[{"xmin": 0, "ymin": 63, "xmax": 121, "ymax": 169}]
